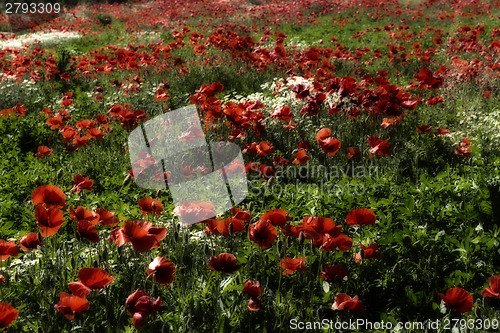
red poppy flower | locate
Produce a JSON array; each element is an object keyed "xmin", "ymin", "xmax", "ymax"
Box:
[
  {"xmin": 60, "ymin": 92, "xmax": 73, "ymax": 107},
  {"xmin": 95, "ymin": 208, "xmax": 119, "ymax": 227},
  {"xmin": 146, "ymin": 257, "xmax": 176, "ymax": 286},
  {"xmin": 321, "ymin": 264, "xmax": 348, "ymax": 282},
  {"xmin": 256, "ymin": 141, "xmax": 274, "ymax": 157},
  {"xmin": 271, "ymin": 105, "xmax": 293, "ymax": 121},
  {"xmin": 173, "ymin": 201, "xmax": 216, "ymax": 225},
  {"xmin": 281, "ymin": 225, "xmax": 302, "ymax": 237},
  {"xmin": 482, "ymin": 275, "xmax": 500, "ymax": 299},
  {"xmin": 292, "ymin": 84, "xmax": 310, "ymax": 99},
  {"xmin": 427, "ymin": 95, "xmax": 444, "ymax": 105},
  {"xmin": 0, "ymin": 303, "xmax": 19, "ymax": 328},
  {"xmin": 401, "ymin": 99, "xmax": 419, "ymax": 110},
  {"xmin": 368, "ymin": 136, "xmax": 390, "ymax": 157},
  {"xmin": 415, "ymin": 67, "xmax": 443, "ymax": 89},
  {"xmin": 126, "ymin": 290, "xmax": 161, "ymax": 329},
  {"xmin": 283, "ymin": 120, "xmax": 297, "ymax": 131},
  {"xmin": 438, "ymin": 287, "xmax": 473, "ymax": 313},
  {"xmin": 114, "ymin": 221, "xmax": 167, "ymax": 252},
  {"xmin": 138, "ymin": 198, "xmax": 163, "ymax": 216},
  {"xmin": 249, "ymin": 220, "xmax": 277, "ymax": 248},
  {"xmin": 455, "ymin": 138, "xmax": 471, "ymax": 157},
  {"xmin": 109, "ymin": 227, "xmax": 126, "ymax": 247},
  {"xmin": 231, "ymin": 207, "xmax": 251, "ymax": 222},
  {"xmin": 260, "ymin": 165, "xmax": 275, "ymax": 180},
  {"xmin": 69, "ymin": 206, "xmax": 100, "ymax": 225},
  {"xmin": 332, "ymin": 293, "xmax": 365, "ymax": 314},
  {"xmin": 320, "ymin": 234, "xmax": 353, "ymax": 251},
  {"xmin": 154, "ymin": 88, "xmax": 169, "ymax": 101},
  {"xmin": 35, "ymin": 146, "xmax": 53, "ymax": 158},
  {"xmin": 71, "ymin": 175, "xmax": 94, "ymax": 194},
  {"xmin": 361, "ymin": 243, "xmax": 382, "ymax": 260},
  {"xmin": 78, "ymin": 267, "xmax": 115, "ymax": 290},
  {"xmin": 212, "ymin": 218, "xmax": 246, "ymax": 237},
  {"xmin": 292, "ymin": 148, "xmax": 310, "ymax": 164},
  {"xmin": 204, "ymin": 219, "xmax": 220, "ymax": 235},
  {"xmin": 303, "ymin": 216, "xmax": 340, "ymax": 236},
  {"xmin": 31, "ymin": 185, "xmax": 66, "ymax": 208},
  {"xmin": 34, "ymin": 206, "xmax": 65, "ymax": 237},
  {"xmin": 95, "ymin": 114, "xmax": 109, "ymax": 126},
  {"xmin": 54, "ymin": 292, "xmax": 89, "ymax": 320},
  {"xmin": 259, "ymin": 209, "xmax": 290, "ymax": 227},
  {"xmin": 77, "ymin": 220, "xmax": 99, "ymax": 243},
  {"xmin": 416, "ymin": 125, "xmax": 432, "ymax": 133},
  {"xmin": 345, "ymin": 208, "xmax": 376, "ymax": 225},
  {"xmin": 380, "ymin": 117, "xmax": 399, "ymax": 129},
  {"xmin": 247, "ymin": 297, "xmax": 264, "ymax": 311},
  {"xmin": 75, "ymin": 119, "xmax": 95, "ymax": 129},
  {"xmin": 243, "ymin": 280, "xmax": 262, "ymax": 298},
  {"xmin": 68, "ymin": 282, "xmax": 91, "ymax": 298},
  {"xmin": 86, "ymin": 128, "xmax": 104, "ymax": 140},
  {"xmin": 208, "ymin": 253, "xmax": 241, "ymax": 273},
  {"xmin": 19, "ymin": 232, "xmax": 42, "ymax": 251},
  {"xmin": 347, "ymin": 147, "xmax": 361, "ymax": 159},
  {"xmin": 316, "ymin": 128, "xmax": 341, "ymax": 156},
  {"xmin": 279, "ymin": 257, "xmax": 307, "ymax": 275},
  {"xmin": 0, "ymin": 240, "xmax": 18, "ymax": 261},
  {"xmin": 434, "ymin": 128, "xmax": 450, "ymax": 135},
  {"xmin": 46, "ymin": 115, "xmax": 64, "ymax": 129}
]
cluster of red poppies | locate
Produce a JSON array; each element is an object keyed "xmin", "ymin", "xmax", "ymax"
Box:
[
  {"xmin": 0, "ymin": 104, "xmax": 26, "ymax": 117},
  {"xmin": 438, "ymin": 276, "xmax": 500, "ymax": 314},
  {"xmin": 0, "ymin": 176, "xmax": 177, "ymax": 328},
  {"xmin": 197, "ymin": 206, "xmax": 381, "ymax": 314}
]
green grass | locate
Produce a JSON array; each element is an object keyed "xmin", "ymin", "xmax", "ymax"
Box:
[{"xmin": 0, "ymin": 0, "xmax": 499, "ymax": 331}]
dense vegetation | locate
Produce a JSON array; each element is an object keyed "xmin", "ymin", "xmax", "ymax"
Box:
[{"xmin": 0, "ymin": 0, "xmax": 499, "ymax": 331}]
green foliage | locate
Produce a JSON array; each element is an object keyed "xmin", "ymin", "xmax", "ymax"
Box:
[{"xmin": 0, "ymin": 0, "xmax": 499, "ymax": 331}]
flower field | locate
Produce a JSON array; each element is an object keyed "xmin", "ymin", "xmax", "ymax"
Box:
[{"xmin": 0, "ymin": 0, "xmax": 499, "ymax": 331}]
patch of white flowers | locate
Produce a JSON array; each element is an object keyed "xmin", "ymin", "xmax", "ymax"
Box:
[
  {"xmin": 223, "ymin": 75, "xmax": 340, "ymax": 117},
  {"xmin": 0, "ymin": 77, "xmax": 40, "ymax": 103},
  {"xmin": 132, "ymin": 31, "xmax": 162, "ymax": 44},
  {"xmin": 0, "ymin": 31, "xmax": 81, "ymax": 50},
  {"xmin": 455, "ymin": 106, "xmax": 500, "ymax": 149},
  {"xmin": 285, "ymin": 36, "xmax": 309, "ymax": 51}
]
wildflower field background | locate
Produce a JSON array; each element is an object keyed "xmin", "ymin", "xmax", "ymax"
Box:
[{"xmin": 0, "ymin": 0, "xmax": 499, "ymax": 331}]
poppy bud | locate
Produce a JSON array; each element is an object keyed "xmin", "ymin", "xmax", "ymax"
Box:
[
  {"xmin": 122, "ymin": 173, "xmax": 131, "ymax": 186},
  {"xmin": 57, "ymin": 168, "xmax": 64, "ymax": 179},
  {"xmin": 156, "ymin": 189, "xmax": 161, "ymax": 197},
  {"xmin": 298, "ymin": 231, "xmax": 304, "ymax": 245},
  {"xmin": 229, "ymin": 222, "xmax": 234, "ymax": 236},
  {"xmin": 174, "ymin": 230, "xmax": 178, "ymax": 242},
  {"xmin": 152, "ymin": 202, "xmax": 156, "ymax": 211},
  {"xmin": 71, "ymin": 257, "xmax": 75, "ymax": 268}
]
